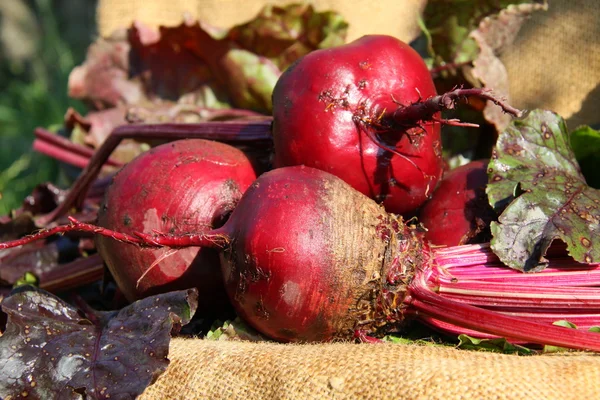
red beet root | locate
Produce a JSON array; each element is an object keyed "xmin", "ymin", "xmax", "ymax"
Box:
[
  {"xmin": 95, "ymin": 139, "xmax": 257, "ymax": 313},
  {"xmin": 419, "ymin": 159, "xmax": 496, "ymax": 246},
  {"xmin": 272, "ymin": 35, "xmax": 445, "ymax": 214}
]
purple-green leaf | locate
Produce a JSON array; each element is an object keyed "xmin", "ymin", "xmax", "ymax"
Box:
[
  {"xmin": 228, "ymin": 3, "xmax": 348, "ymax": 71},
  {"xmin": 422, "ymin": 0, "xmax": 547, "ymax": 66},
  {"xmin": 487, "ymin": 110, "xmax": 600, "ymax": 271},
  {"xmin": 0, "ymin": 287, "xmax": 198, "ymax": 399}
]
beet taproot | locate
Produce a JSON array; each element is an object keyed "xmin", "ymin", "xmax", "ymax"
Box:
[
  {"xmin": 125, "ymin": 166, "xmax": 600, "ymax": 350},
  {"xmin": 95, "ymin": 139, "xmax": 257, "ymax": 313}
]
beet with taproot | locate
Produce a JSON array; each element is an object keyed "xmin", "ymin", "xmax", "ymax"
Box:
[{"xmin": 127, "ymin": 166, "xmax": 600, "ymax": 351}]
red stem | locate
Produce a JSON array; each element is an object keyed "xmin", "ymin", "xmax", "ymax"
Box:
[
  {"xmin": 408, "ymin": 272, "xmax": 600, "ymax": 352},
  {"xmin": 34, "ymin": 128, "xmax": 123, "ymax": 168},
  {"xmin": 0, "ymin": 217, "xmax": 230, "ymax": 251},
  {"xmin": 0, "ymin": 218, "xmax": 144, "ymax": 249},
  {"xmin": 36, "ymin": 120, "xmax": 272, "ymax": 225},
  {"xmin": 133, "ymin": 229, "xmax": 230, "ymax": 249},
  {"xmin": 39, "ymin": 253, "xmax": 105, "ymax": 293}
]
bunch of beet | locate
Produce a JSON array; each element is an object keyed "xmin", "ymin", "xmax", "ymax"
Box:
[{"xmin": 3, "ymin": 35, "xmax": 600, "ymax": 352}]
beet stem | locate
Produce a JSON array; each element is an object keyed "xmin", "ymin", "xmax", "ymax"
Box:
[
  {"xmin": 36, "ymin": 120, "xmax": 272, "ymax": 225},
  {"xmin": 0, "ymin": 217, "xmax": 145, "ymax": 249},
  {"xmin": 39, "ymin": 253, "xmax": 105, "ymax": 293},
  {"xmin": 133, "ymin": 229, "xmax": 230, "ymax": 249},
  {"xmin": 34, "ymin": 128, "xmax": 123, "ymax": 168},
  {"xmin": 408, "ymin": 273, "xmax": 600, "ymax": 352}
]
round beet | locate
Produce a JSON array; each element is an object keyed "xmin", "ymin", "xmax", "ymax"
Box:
[
  {"xmin": 217, "ymin": 165, "xmax": 415, "ymax": 341},
  {"xmin": 96, "ymin": 139, "xmax": 257, "ymax": 313},
  {"xmin": 272, "ymin": 35, "xmax": 444, "ymax": 214},
  {"xmin": 418, "ymin": 159, "xmax": 496, "ymax": 246}
]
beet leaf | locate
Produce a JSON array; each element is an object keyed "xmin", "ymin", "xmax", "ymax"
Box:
[
  {"xmin": 416, "ymin": 0, "xmax": 548, "ymax": 163},
  {"xmin": 0, "ymin": 286, "xmax": 198, "ymax": 399},
  {"xmin": 422, "ymin": 0, "xmax": 547, "ymax": 66},
  {"xmin": 487, "ymin": 110, "xmax": 600, "ymax": 271}
]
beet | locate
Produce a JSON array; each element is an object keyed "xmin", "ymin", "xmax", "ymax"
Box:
[
  {"xmin": 419, "ymin": 159, "xmax": 496, "ymax": 246},
  {"xmin": 95, "ymin": 139, "xmax": 257, "ymax": 313},
  {"xmin": 218, "ymin": 166, "xmax": 407, "ymax": 341},
  {"xmin": 272, "ymin": 35, "xmax": 445, "ymax": 214}
]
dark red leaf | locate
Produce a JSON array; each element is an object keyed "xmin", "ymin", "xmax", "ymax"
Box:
[{"xmin": 0, "ymin": 287, "xmax": 198, "ymax": 399}]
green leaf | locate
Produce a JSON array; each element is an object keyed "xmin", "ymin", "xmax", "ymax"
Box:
[
  {"xmin": 570, "ymin": 125, "xmax": 600, "ymax": 188},
  {"xmin": 487, "ymin": 110, "xmax": 600, "ymax": 271},
  {"xmin": 228, "ymin": 3, "xmax": 348, "ymax": 71},
  {"xmin": 205, "ymin": 318, "xmax": 267, "ymax": 341},
  {"xmin": 12, "ymin": 272, "xmax": 39, "ymax": 288},
  {"xmin": 222, "ymin": 49, "xmax": 281, "ymax": 111},
  {"xmin": 457, "ymin": 334, "xmax": 533, "ymax": 354}
]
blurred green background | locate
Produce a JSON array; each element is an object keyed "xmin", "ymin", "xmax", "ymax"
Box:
[{"xmin": 0, "ymin": 0, "xmax": 97, "ymax": 214}]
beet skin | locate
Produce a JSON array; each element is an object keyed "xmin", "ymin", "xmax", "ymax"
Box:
[
  {"xmin": 96, "ymin": 139, "xmax": 257, "ymax": 313},
  {"xmin": 217, "ymin": 166, "xmax": 423, "ymax": 342},
  {"xmin": 272, "ymin": 35, "xmax": 444, "ymax": 215},
  {"xmin": 418, "ymin": 159, "xmax": 496, "ymax": 246}
]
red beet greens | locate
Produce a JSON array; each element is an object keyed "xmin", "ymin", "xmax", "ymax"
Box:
[{"xmin": 0, "ymin": 286, "xmax": 197, "ymax": 399}]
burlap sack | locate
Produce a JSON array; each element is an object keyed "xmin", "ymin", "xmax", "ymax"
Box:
[
  {"xmin": 139, "ymin": 339, "xmax": 600, "ymax": 399},
  {"xmin": 501, "ymin": 0, "xmax": 600, "ymax": 128},
  {"xmin": 95, "ymin": 1, "xmax": 600, "ymax": 398}
]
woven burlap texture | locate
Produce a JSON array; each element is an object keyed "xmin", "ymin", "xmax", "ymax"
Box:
[
  {"xmin": 501, "ymin": 0, "xmax": 600, "ymax": 128},
  {"xmin": 139, "ymin": 338, "xmax": 600, "ymax": 399}
]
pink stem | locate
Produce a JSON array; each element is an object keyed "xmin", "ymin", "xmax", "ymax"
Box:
[
  {"xmin": 408, "ymin": 272, "xmax": 600, "ymax": 351},
  {"xmin": 422, "ymin": 315, "xmax": 600, "ymax": 341},
  {"xmin": 437, "ymin": 282, "xmax": 600, "ymax": 309}
]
